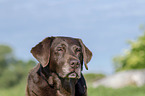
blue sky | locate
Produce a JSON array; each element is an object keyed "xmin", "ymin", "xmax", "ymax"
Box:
[{"xmin": 0, "ymin": 0, "xmax": 145, "ymax": 74}]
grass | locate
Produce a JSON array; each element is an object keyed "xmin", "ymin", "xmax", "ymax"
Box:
[
  {"xmin": 1, "ymin": 74, "xmax": 145, "ymax": 96},
  {"xmin": 0, "ymin": 78, "xmax": 26, "ymax": 96},
  {"xmin": 88, "ymin": 86, "xmax": 145, "ymax": 96},
  {"xmin": 84, "ymin": 73, "xmax": 105, "ymax": 86}
]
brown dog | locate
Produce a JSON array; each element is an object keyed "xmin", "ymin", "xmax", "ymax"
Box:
[{"xmin": 26, "ymin": 37, "xmax": 92, "ymax": 96}]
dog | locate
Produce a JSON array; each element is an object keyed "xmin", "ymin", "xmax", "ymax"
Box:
[{"xmin": 26, "ymin": 36, "xmax": 92, "ymax": 96}]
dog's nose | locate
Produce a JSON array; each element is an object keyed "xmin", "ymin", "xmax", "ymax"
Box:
[{"xmin": 70, "ymin": 60, "xmax": 80, "ymax": 69}]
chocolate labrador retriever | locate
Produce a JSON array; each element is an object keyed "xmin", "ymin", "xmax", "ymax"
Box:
[{"xmin": 26, "ymin": 37, "xmax": 92, "ymax": 96}]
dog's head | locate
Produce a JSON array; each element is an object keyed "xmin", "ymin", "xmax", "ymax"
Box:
[{"xmin": 31, "ymin": 37, "xmax": 92, "ymax": 79}]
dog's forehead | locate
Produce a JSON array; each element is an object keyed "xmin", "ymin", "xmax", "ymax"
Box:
[{"xmin": 51, "ymin": 37, "xmax": 80, "ymax": 47}]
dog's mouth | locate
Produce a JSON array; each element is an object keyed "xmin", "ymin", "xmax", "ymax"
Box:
[
  {"xmin": 66, "ymin": 72, "xmax": 79, "ymax": 78},
  {"xmin": 68, "ymin": 73, "xmax": 77, "ymax": 78}
]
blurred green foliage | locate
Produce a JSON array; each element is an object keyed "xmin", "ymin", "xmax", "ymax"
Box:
[
  {"xmin": 113, "ymin": 31, "xmax": 145, "ymax": 71},
  {"xmin": 0, "ymin": 45, "xmax": 36, "ymax": 89},
  {"xmin": 0, "ymin": 45, "xmax": 13, "ymax": 74}
]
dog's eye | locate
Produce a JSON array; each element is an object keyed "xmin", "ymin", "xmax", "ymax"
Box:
[
  {"xmin": 75, "ymin": 48, "xmax": 81, "ymax": 53},
  {"xmin": 57, "ymin": 48, "xmax": 63, "ymax": 52}
]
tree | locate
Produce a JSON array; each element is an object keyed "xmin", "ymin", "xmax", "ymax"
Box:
[
  {"xmin": 0, "ymin": 45, "xmax": 36, "ymax": 88},
  {"xmin": 0, "ymin": 45, "xmax": 13, "ymax": 75},
  {"xmin": 113, "ymin": 31, "xmax": 145, "ymax": 72}
]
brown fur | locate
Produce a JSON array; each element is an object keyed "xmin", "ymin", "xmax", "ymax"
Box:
[{"xmin": 26, "ymin": 37, "xmax": 92, "ymax": 96}]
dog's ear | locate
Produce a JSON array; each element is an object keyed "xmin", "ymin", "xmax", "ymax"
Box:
[
  {"xmin": 78, "ymin": 39, "xmax": 92, "ymax": 70},
  {"xmin": 31, "ymin": 37, "xmax": 54, "ymax": 67}
]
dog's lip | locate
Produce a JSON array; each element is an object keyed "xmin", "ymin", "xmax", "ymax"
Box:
[
  {"xmin": 68, "ymin": 73, "xmax": 77, "ymax": 78},
  {"xmin": 66, "ymin": 72, "xmax": 78, "ymax": 78}
]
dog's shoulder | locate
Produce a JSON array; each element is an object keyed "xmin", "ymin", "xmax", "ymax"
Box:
[{"xmin": 27, "ymin": 63, "xmax": 41, "ymax": 83}]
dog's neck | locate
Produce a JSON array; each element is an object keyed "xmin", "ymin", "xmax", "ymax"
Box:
[{"xmin": 37, "ymin": 64, "xmax": 78, "ymax": 96}]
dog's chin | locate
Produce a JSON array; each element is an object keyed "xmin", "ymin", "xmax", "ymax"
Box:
[{"xmin": 59, "ymin": 72, "xmax": 80, "ymax": 79}]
